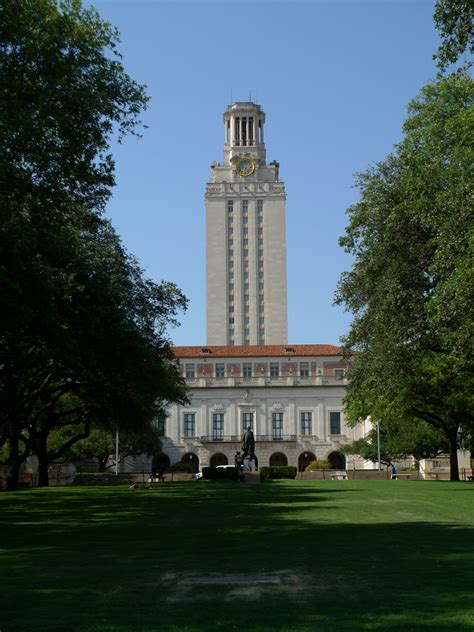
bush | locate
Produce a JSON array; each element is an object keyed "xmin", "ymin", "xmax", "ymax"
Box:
[
  {"xmin": 170, "ymin": 462, "xmax": 194, "ymax": 473},
  {"xmin": 260, "ymin": 466, "xmax": 297, "ymax": 480},
  {"xmin": 305, "ymin": 460, "xmax": 331, "ymax": 472},
  {"xmin": 202, "ymin": 466, "xmax": 238, "ymax": 481}
]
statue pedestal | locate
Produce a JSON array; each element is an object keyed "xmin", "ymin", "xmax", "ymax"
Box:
[{"xmin": 243, "ymin": 471, "xmax": 260, "ymax": 484}]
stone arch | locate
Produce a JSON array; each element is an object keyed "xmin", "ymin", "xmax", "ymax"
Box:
[
  {"xmin": 298, "ymin": 451, "xmax": 316, "ymax": 472},
  {"xmin": 328, "ymin": 451, "xmax": 346, "ymax": 470},
  {"xmin": 152, "ymin": 453, "xmax": 170, "ymax": 472},
  {"xmin": 269, "ymin": 452, "xmax": 288, "ymax": 467},
  {"xmin": 210, "ymin": 453, "xmax": 229, "ymax": 467},
  {"xmin": 182, "ymin": 452, "xmax": 199, "ymax": 473}
]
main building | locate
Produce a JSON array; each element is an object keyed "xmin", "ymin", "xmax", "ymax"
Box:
[{"xmin": 145, "ymin": 102, "xmax": 361, "ymax": 474}]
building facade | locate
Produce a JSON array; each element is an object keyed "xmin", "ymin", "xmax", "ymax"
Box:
[
  {"xmin": 147, "ymin": 345, "xmax": 362, "ymax": 474},
  {"xmin": 144, "ymin": 104, "xmax": 359, "ymax": 475},
  {"xmin": 206, "ymin": 102, "xmax": 288, "ymax": 346}
]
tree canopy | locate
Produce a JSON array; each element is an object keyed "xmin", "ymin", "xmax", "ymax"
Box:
[
  {"xmin": 433, "ymin": 0, "xmax": 474, "ymax": 72},
  {"xmin": 0, "ymin": 0, "xmax": 187, "ymax": 488},
  {"xmin": 335, "ymin": 72, "xmax": 474, "ymax": 480}
]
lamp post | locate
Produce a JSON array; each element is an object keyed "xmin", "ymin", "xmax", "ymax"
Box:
[
  {"xmin": 115, "ymin": 428, "xmax": 119, "ymax": 476},
  {"xmin": 376, "ymin": 421, "xmax": 381, "ymax": 471}
]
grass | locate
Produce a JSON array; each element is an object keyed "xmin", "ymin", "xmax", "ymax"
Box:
[{"xmin": 1, "ymin": 480, "xmax": 474, "ymax": 632}]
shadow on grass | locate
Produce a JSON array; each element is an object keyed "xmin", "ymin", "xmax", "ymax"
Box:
[{"xmin": 1, "ymin": 482, "xmax": 473, "ymax": 632}]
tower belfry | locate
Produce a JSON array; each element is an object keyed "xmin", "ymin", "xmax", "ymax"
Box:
[{"xmin": 205, "ymin": 102, "xmax": 288, "ymax": 346}]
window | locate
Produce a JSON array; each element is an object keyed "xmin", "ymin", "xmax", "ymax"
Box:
[
  {"xmin": 228, "ymin": 283, "xmax": 234, "ymax": 290},
  {"xmin": 228, "ymin": 227, "xmax": 233, "ymax": 235},
  {"xmin": 259, "ymin": 271, "xmax": 264, "ymax": 279},
  {"xmin": 258, "ymin": 239, "xmax": 263, "ymax": 246},
  {"xmin": 258, "ymin": 249, "xmax": 264, "ymax": 257},
  {"xmin": 244, "ymin": 283, "xmax": 249, "ymax": 291},
  {"xmin": 216, "ymin": 364, "xmax": 225, "ymax": 378},
  {"xmin": 272, "ymin": 412, "xmax": 283, "ymax": 439},
  {"xmin": 243, "ymin": 215, "xmax": 249, "ymax": 225},
  {"xmin": 244, "ymin": 294, "xmax": 249, "ymax": 302},
  {"xmin": 259, "ymin": 328, "xmax": 265, "ymax": 337},
  {"xmin": 229, "ymin": 305, "xmax": 234, "ymax": 312},
  {"xmin": 243, "ymin": 363, "xmax": 252, "ymax": 378},
  {"xmin": 300, "ymin": 362, "xmax": 309, "ymax": 377},
  {"xmin": 243, "ymin": 239, "xmax": 248, "ymax": 246},
  {"xmin": 185, "ymin": 364, "xmax": 195, "ymax": 379},
  {"xmin": 244, "ymin": 317, "xmax": 250, "ymax": 324},
  {"xmin": 229, "ymin": 317, "xmax": 234, "ymax": 324},
  {"xmin": 243, "ymin": 227, "xmax": 248, "ymax": 235},
  {"xmin": 242, "ymin": 412, "xmax": 254, "ymax": 432},
  {"xmin": 257, "ymin": 200, "xmax": 263, "ymax": 212},
  {"xmin": 259, "ymin": 282, "xmax": 264, "ymax": 290},
  {"xmin": 244, "ymin": 272, "xmax": 249, "ymax": 280},
  {"xmin": 258, "ymin": 227, "xmax": 263, "ymax": 236},
  {"xmin": 244, "ymin": 338, "xmax": 250, "ymax": 346},
  {"xmin": 259, "ymin": 316, "xmax": 264, "ymax": 324},
  {"xmin": 301, "ymin": 412, "xmax": 312, "ymax": 435},
  {"xmin": 330, "ymin": 412, "xmax": 341, "ymax": 435},
  {"xmin": 227, "ymin": 200, "xmax": 233, "ymax": 212},
  {"xmin": 244, "ymin": 305, "xmax": 249, "ymax": 313},
  {"xmin": 243, "ymin": 249, "xmax": 249, "ymax": 258},
  {"xmin": 157, "ymin": 417, "xmax": 166, "ymax": 437},
  {"xmin": 244, "ymin": 328, "xmax": 250, "ymax": 336},
  {"xmin": 213, "ymin": 413, "xmax": 224, "ymax": 440},
  {"xmin": 242, "ymin": 200, "xmax": 248, "ymax": 212},
  {"xmin": 334, "ymin": 368, "xmax": 345, "ymax": 379},
  {"xmin": 184, "ymin": 413, "xmax": 195, "ymax": 437},
  {"xmin": 228, "ymin": 238, "xmax": 233, "ymax": 246},
  {"xmin": 270, "ymin": 363, "xmax": 279, "ymax": 377}
]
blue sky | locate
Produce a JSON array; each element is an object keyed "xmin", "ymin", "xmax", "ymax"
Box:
[{"xmin": 91, "ymin": 0, "xmax": 440, "ymax": 346}]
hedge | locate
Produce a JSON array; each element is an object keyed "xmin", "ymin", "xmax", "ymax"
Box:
[
  {"xmin": 202, "ymin": 466, "xmax": 238, "ymax": 481},
  {"xmin": 170, "ymin": 462, "xmax": 195, "ymax": 473},
  {"xmin": 260, "ymin": 466, "xmax": 297, "ymax": 480}
]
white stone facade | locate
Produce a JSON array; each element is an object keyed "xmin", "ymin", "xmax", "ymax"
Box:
[
  {"xmin": 206, "ymin": 102, "xmax": 288, "ymax": 346},
  {"xmin": 146, "ymin": 345, "xmax": 363, "ymax": 473}
]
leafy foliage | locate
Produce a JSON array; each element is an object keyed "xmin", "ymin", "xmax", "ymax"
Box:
[
  {"xmin": 433, "ymin": 0, "xmax": 474, "ymax": 72},
  {"xmin": 260, "ymin": 466, "xmax": 297, "ymax": 480},
  {"xmin": 0, "ymin": 1, "xmax": 187, "ymax": 488},
  {"xmin": 336, "ymin": 72, "xmax": 474, "ymax": 480},
  {"xmin": 305, "ymin": 460, "xmax": 331, "ymax": 471}
]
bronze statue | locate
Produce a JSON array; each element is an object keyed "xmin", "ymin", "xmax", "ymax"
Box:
[{"xmin": 241, "ymin": 427, "xmax": 258, "ymax": 470}]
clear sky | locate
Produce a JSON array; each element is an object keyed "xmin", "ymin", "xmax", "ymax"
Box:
[{"xmin": 90, "ymin": 0, "xmax": 440, "ymax": 346}]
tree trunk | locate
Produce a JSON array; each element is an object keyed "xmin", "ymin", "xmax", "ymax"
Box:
[
  {"xmin": 6, "ymin": 459, "xmax": 22, "ymax": 490},
  {"xmin": 98, "ymin": 455, "xmax": 109, "ymax": 472},
  {"xmin": 448, "ymin": 432, "xmax": 459, "ymax": 481},
  {"xmin": 6, "ymin": 436, "xmax": 23, "ymax": 490},
  {"xmin": 37, "ymin": 457, "xmax": 50, "ymax": 487}
]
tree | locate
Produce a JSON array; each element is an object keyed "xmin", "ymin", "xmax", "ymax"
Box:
[
  {"xmin": 53, "ymin": 421, "xmax": 164, "ymax": 473},
  {"xmin": 433, "ymin": 0, "xmax": 474, "ymax": 72},
  {"xmin": 0, "ymin": 1, "xmax": 188, "ymax": 489},
  {"xmin": 335, "ymin": 72, "xmax": 474, "ymax": 480},
  {"xmin": 343, "ymin": 418, "xmax": 448, "ymax": 468}
]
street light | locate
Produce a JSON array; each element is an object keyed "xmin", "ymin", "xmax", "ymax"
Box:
[{"xmin": 376, "ymin": 420, "xmax": 381, "ymax": 471}]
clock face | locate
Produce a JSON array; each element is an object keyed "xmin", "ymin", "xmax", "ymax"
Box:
[{"xmin": 237, "ymin": 156, "xmax": 255, "ymax": 177}]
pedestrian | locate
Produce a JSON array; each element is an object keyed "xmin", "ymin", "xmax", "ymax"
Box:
[{"xmin": 391, "ymin": 464, "xmax": 398, "ymax": 480}]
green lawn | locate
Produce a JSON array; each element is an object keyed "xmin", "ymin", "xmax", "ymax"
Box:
[{"xmin": 1, "ymin": 480, "xmax": 473, "ymax": 632}]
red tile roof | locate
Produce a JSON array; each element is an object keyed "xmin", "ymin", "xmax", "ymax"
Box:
[{"xmin": 171, "ymin": 344, "xmax": 345, "ymax": 358}]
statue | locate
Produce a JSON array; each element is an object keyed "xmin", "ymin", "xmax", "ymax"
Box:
[{"xmin": 241, "ymin": 427, "xmax": 258, "ymax": 470}]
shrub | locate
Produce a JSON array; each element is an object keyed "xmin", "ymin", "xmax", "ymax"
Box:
[
  {"xmin": 202, "ymin": 466, "xmax": 238, "ymax": 481},
  {"xmin": 260, "ymin": 466, "xmax": 297, "ymax": 480},
  {"xmin": 305, "ymin": 460, "xmax": 331, "ymax": 471},
  {"xmin": 170, "ymin": 462, "xmax": 194, "ymax": 473}
]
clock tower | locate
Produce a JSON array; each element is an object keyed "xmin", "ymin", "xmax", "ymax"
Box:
[{"xmin": 205, "ymin": 102, "xmax": 288, "ymax": 346}]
